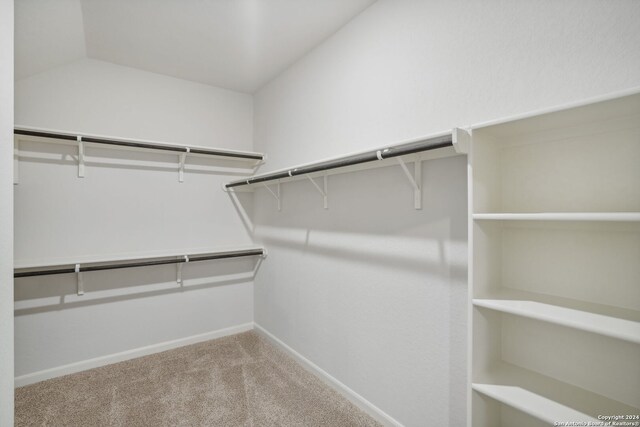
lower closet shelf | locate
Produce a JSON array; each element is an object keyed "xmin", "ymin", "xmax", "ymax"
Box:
[
  {"xmin": 14, "ymin": 246, "xmax": 266, "ymax": 278},
  {"xmin": 474, "ymin": 362, "xmax": 638, "ymax": 423},
  {"xmin": 472, "ymin": 383, "xmax": 597, "ymax": 424},
  {"xmin": 473, "ymin": 293, "xmax": 640, "ymax": 344}
]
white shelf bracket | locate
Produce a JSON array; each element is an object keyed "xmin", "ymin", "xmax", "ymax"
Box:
[
  {"xmin": 179, "ymin": 147, "xmax": 189, "ymax": 183},
  {"xmin": 452, "ymin": 127, "xmax": 471, "ymax": 154},
  {"xmin": 324, "ymin": 174, "xmax": 328, "ymax": 209},
  {"xmin": 75, "ymin": 264, "xmax": 84, "ymax": 296},
  {"xmin": 397, "ymin": 157, "xmax": 422, "ymax": 209},
  {"xmin": 305, "ymin": 174, "xmax": 328, "ymax": 209},
  {"xmin": 262, "ymin": 182, "xmax": 281, "ymax": 211},
  {"xmin": 177, "ymin": 255, "xmax": 189, "ymax": 285},
  {"xmin": 77, "ymin": 136, "xmax": 85, "ymax": 178},
  {"xmin": 254, "ymin": 154, "xmax": 267, "ymax": 169},
  {"xmin": 14, "ymin": 138, "xmax": 19, "ymax": 185}
]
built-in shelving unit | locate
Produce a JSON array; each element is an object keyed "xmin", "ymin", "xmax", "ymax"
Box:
[
  {"xmin": 13, "ymin": 126, "xmax": 265, "ymax": 183},
  {"xmin": 468, "ymin": 91, "xmax": 640, "ymax": 426}
]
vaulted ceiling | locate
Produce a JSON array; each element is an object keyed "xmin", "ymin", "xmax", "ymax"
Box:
[{"xmin": 15, "ymin": 0, "xmax": 376, "ymax": 93}]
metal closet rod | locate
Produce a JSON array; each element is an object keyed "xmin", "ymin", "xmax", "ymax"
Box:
[
  {"xmin": 14, "ymin": 129, "xmax": 264, "ymax": 161},
  {"xmin": 224, "ymin": 134, "xmax": 453, "ymax": 188},
  {"xmin": 14, "ymin": 248, "xmax": 265, "ymax": 278}
]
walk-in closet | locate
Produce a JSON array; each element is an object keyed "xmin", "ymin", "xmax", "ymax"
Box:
[{"xmin": 1, "ymin": 1, "xmax": 639, "ymax": 426}]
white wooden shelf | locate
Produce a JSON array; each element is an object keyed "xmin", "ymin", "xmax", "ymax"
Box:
[
  {"xmin": 15, "ymin": 245, "xmax": 266, "ymax": 296},
  {"xmin": 223, "ymin": 129, "xmax": 470, "ymax": 210},
  {"xmin": 473, "ymin": 212, "xmax": 640, "ymax": 221},
  {"xmin": 15, "ymin": 245, "xmax": 265, "ymax": 274},
  {"xmin": 14, "ymin": 125, "xmax": 264, "ymax": 183},
  {"xmin": 224, "ymin": 130, "xmax": 462, "ymax": 190},
  {"xmin": 473, "ymin": 296, "xmax": 640, "ymax": 344},
  {"xmin": 14, "ymin": 126, "xmax": 265, "ymax": 162},
  {"xmin": 474, "ymin": 362, "xmax": 638, "ymax": 424},
  {"xmin": 472, "ymin": 383, "xmax": 597, "ymax": 424}
]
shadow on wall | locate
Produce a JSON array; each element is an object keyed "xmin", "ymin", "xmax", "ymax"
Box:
[
  {"xmin": 256, "ymin": 226, "xmax": 466, "ymax": 278},
  {"xmin": 227, "ymin": 154, "xmax": 468, "ymax": 277},
  {"xmin": 14, "ymin": 256, "xmax": 262, "ymax": 316}
]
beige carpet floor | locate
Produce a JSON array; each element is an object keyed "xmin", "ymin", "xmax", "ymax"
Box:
[{"xmin": 16, "ymin": 331, "xmax": 382, "ymax": 427}]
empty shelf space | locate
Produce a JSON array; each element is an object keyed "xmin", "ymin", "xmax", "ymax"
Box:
[
  {"xmin": 470, "ymin": 111, "xmax": 640, "ymax": 214},
  {"xmin": 473, "ymin": 298, "xmax": 640, "ymax": 343},
  {"xmin": 473, "ymin": 212, "xmax": 640, "ymax": 221},
  {"xmin": 474, "ymin": 362, "xmax": 638, "ymax": 423},
  {"xmin": 472, "ymin": 383, "xmax": 597, "ymax": 424}
]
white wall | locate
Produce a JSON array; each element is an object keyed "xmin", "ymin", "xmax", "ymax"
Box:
[
  {"xmin": 252, "ymin": 1, "xmax": 640, "ymax": 426},
  {"xmin": 0, "ymin": 0, "xmax": 14, "ymax": 423},
  {"xmin": 14, "ymin": 59, "xmax": 256, "ymax": 379}
]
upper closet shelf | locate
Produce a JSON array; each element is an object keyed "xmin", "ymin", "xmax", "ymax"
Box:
[
  {"xmin": 14, "ymin": 126, "xmax": 265, "ymax": 183},
  {"xmin": 224, "ymin": 128, "xmax": 470, "ymax": 210}
]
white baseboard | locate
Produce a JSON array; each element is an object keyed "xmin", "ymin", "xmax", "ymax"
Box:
[
  {"xmin": 15, "ymin": 322, "xmax": 254, "ymax": 388},
  {"xmin": 253, "ymin": 323, "xmax": 403, "ymax": 427}
]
